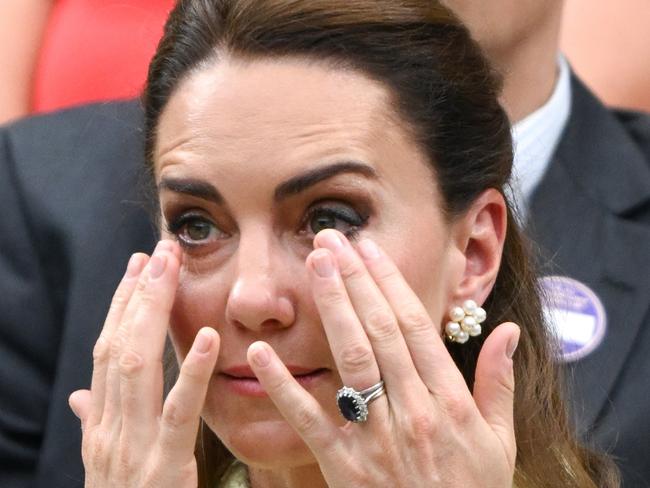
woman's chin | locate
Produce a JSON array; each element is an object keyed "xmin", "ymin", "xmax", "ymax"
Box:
[{"xmin": 217, "ymin": 419, "xmax": 317, "ymax": 468}]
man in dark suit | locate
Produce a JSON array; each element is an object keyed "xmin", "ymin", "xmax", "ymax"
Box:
[
  {"xmin": 1, "ymin": 3, "xmax": 649, "ymax": 488},
  {"xmin": 0, "ymin": 102, "xmax": 157, "ymax": 487},
  {"xmin": 444, "ymin": 2, "xmax": 650, "ymax": 482}
]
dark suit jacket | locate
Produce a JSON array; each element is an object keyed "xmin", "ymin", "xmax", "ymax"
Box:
[
  {"xmin": 528, "ymin": 79, "xmax": 650, "ymax": 486},
  {"xmin": 0, "ymin": 101, "xmax": 157, "ymax": 487},
  {"xmin": 1, "ymin": 80, "xmax": 649, "ymax": 487}
]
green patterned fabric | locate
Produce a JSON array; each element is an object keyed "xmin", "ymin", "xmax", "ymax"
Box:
[{"xmin": 216, "ymin": 460, "xmax": 250, "ymax": 488}]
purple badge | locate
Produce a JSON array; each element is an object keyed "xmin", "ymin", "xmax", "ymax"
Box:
[{"xmin": 539, "ymin": 276, "xmax": 607, "ymax": 362}]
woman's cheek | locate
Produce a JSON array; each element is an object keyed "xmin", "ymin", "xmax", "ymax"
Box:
[
  {"xmin": 169, "ymin": 270, "xmax": 230, "ymax": 358},
  {"xmin": 381, "ymin": 237, "xmax": 449, "ymax": 329}
]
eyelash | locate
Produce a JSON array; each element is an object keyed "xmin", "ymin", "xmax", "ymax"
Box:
[
  {"xmin": 301, "ymin": 202, "xmax": 369, "ymax": 241},
  {"xmin": 165, "ymin": 211, "xmax": 223, "ymax": 249},
  {"xmin": 164, "ymin": 201, "xmax": 370, "ymax": 249}
]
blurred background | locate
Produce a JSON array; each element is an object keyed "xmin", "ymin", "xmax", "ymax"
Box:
[{"xmin": 1, "ymin": 0, "xmax": 649, "ymax": 125}]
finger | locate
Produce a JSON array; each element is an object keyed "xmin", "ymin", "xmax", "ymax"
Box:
[
  {"xmin": 123, "ymin": 240, "xmax": 179, "ymax": 362},
  {"xmin": 87, "ymin": 253, "xmax": 148, "ymax": 427},
  {"xmin": 355, "ymin": 238, "xmax": 468, "ymax": 393},
  {"xmin": 473, "ymin": 322, "xmax": 519, "ymax": 458},
  {"xmin": 247, "ymin": 342, "xmax": 341, "ymax": 456},
  {"xmin": 119, "ymin": 242, "xmax": 181, "ymax": 445},
  {"xmin": 102, "ymin": 241, "xmax": 173, "ymax": 426},
  {"xmin": 314, "ymin": 230, "xmax": 422, "ymax": 397},
  {"xmin": 306, "ymin": 247, "xmax": 381, "ymax": 392},
  {"xmin": 69, "ymin": 389, "xmax": 92, "ymax": 430},
  {"xmin": 158, "ymin": 328, "xmax": 220, "ymax": 462}
]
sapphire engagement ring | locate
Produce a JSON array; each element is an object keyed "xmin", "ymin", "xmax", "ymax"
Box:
[{"xmin": 336, "ymin": 380, "xmax": 386, "ymax": 423}]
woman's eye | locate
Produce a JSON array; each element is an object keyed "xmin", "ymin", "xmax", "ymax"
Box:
[
  {"xmin": 185, "ymin": 220, "xmax": 213, "ymax": 240},
  {"xmin": 166, "ymin": 213, "xmax": 224, "ymax": 247},
  {"xmin": 305, "ymin": 204, "xmax": 368, "ymax": 239}
]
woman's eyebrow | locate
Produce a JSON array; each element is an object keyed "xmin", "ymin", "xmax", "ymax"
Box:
[
  {"xmin": 274, "ymin": 161, "xmax": 377, "ymax": 202},
  {"xmin": 158, "ymin": 177, "xmax": 223, "ymax": 204},
  {"xmin": 157, "ymin": 161, "xmax": 376, "ymax": 204}
]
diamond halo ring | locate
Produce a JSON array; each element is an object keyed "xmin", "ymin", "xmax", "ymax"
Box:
[{"xmin": 336, "ymin": 380, "xmax": 385, "ymax": 423}]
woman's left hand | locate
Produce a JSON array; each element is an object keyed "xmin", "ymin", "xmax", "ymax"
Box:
[{"xmin": 247, "ymin": 229, "xmax": 520, "ymax": 487}]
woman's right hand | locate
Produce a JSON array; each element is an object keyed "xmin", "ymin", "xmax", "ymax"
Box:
[{"xmin": 68, "ymin": 240, "xmax": 220, "ymax": 488}]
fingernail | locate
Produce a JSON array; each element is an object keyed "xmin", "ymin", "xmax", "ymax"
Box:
[
  {"xmin": 148, "ymin": 254, "xmax": 167, "ymax": 279},
  {"xmin": 251, "ymin": 343, "xmax": 270, "ymax": 367},
  {"xmin": 358, "ymin": 239, "xmax": 380, "ymax": 260},
  {"xmin": 193, "ymin": 329, "xmax": 213, "ymax": 354},
  {"xmin": 506, "ymin": 333, "xmax": 520, "ymax": 359},
  {"xmin": 319, "ymin": 230, "xmax": 344, "ymax": 252},
  {"xmin": 312, "ymin": 250, "xmax": 334, "ymax": 277},
  {"xmin": 125, "ymin": 254, "xmax": 144, "ymax": 278}
]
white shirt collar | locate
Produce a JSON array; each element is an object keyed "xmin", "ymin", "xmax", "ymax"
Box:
[{"xmin": 509, "ymin": 55, "xmax": 572, "ymax": 221}]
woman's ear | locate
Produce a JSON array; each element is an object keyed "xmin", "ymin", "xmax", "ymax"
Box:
[{"xmin": 448, "ymin": 188, "xmax": 507, "ymax": 306}]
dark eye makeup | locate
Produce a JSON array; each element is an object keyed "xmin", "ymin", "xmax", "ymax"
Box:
[
  {"xmin": 165, "ymin": 210, "xmax": 224, "ymax": 249},
  {"xmin": 301, "ymin": 201, "xmax": 369, "ymax": 241},
  {"xmin": 163, "ymin": 198, "xmax": 371, "ymax": 251}
]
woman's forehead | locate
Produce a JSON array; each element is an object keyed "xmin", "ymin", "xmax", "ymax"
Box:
[
  {"xmin": 156, "ymin": 58, "xmax": 395, "ymax": 157},
  {"xmin": 154, "ymin": 57, "xmax": 435, "ymax": 198}
]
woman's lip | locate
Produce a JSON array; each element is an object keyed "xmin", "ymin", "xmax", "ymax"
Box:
[
  {"xmin": 221, "ymin": 365, "xmax": 323, "ymax": 377},
  {"xmin": 217, "ymin": 368, "xmax": 329, "ymax": 397}
]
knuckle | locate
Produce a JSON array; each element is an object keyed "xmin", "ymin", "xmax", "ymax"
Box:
[
  {"xmin": 319, "ymin": 287, "xmax": 349, "ymax": 309},
  {"xmin": 162, "ymin": 398, "xmax": 192, "ymax": 429},
  {"xmin": 337, "ymin": 258, "xmax": 365, "ymax": 281},
  {"xmin": 179, "ymin": 356, "xmax": 206, "ymax": 383},
  {"xmin": 404, "ymin": 410, "xmax": 438, "ymax": 442},
  {"xmin": 92, "ymin": 336, "xmax": 110, "ymax": 364},
  {"xmin": 137, "ymin": 289, "xmax": 158, "ymax": 310},
  {"xmin": 109, "ymin": 289, "xmax": 131, "ymax": 314},
  {"xmin": 338, "ymin": 343, "xmax": 375, "ymax": 375},
  {"xmin": 400, "ymin": 305, "xmax": 432, "ymax": 334},
  {"xmin": 267, "ymin": 370, "xmax": 294, "ymax": 393},
  {"xmin": 118, "ymin": 349, "xmax": 145, "ymax": 379},
  {"xmin": 135, "ymin": 274, "xmax": 149, "ymax": 294},
  {"xmin": 443, "ymin": 393, "xmax": 473, "ymax": 425},
  {"xmin": 484, "ymin": 371, "xmax": 516, "ymax": 402},
  {"xmin": 364, "ymin": 307, "xmax": 398, "ymax": 341},
  {"xmin": 292, "ymin": 402, "xmax": 321, "ymax": 434},
  {"xmin": 109, "ymin": 333, "xmax": 125, "ymax": 360},
  {"xmin": 373, "ymin": 261, "xmax": 401, "ymax": 284}
]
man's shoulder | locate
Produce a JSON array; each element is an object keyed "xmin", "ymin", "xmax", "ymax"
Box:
[
  {"xmin": 565, "ymin": 80, "xmax": 650, "ymax": 165},
  {"xmin": 552, "ymin": 79, "xmax": 650, "ymax": 218},
  {"xmin": 0, "ymin": 99, "xmax": 151, "ymax": 234},
  {"xmin": 1, "ymin": 100, "xmax": 146, "ymax": 194},
  {"xmin": 2, "ymin": 100, "xmax": 145, "ymax": 168},
  {"xmin": 3, "ymin": 99, "xmax": 143, "ymax": 140},
  {"xmin": 611, "ymin": 108, "xmax": 650, "ymax": 165}
]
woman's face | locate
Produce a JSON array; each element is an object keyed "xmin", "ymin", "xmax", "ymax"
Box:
[{"xmin": 155, "ymin": 58, "xmax": 463, "ymax": 468}]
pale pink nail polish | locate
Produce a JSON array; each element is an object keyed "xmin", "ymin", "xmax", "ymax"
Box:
[
  {"xmin": 125, "ymin": 254, "xmax": 144, "ymax": 278},
  {"xmin": 251, "ymin": 344, "xmax": 270, "ymax": 367},
  {"xmin": 148, "ymin": 254, "xmax": 167, "ymax": 279},
  {"xmin": 194, "ymin": 330, "xmax": 213, "ymax": 354}
]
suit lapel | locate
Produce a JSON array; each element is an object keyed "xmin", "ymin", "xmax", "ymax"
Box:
[{"xmin": 527, "ymin": 78, "xmax": 650, "ymax": 434}]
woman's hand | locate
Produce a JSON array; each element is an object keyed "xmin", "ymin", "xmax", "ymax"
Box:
[
  {"xmin": 247, "ymin": 229, "xmax": 520, "ymax": 487},
  {"xmin": 68, "ymin": 241, "xmax": 220, "ymax": 488}
]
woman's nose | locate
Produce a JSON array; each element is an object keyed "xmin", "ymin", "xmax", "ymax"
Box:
[{"xmin": 224, "ymin": 236, "xmax": 296, "ymax": 332}]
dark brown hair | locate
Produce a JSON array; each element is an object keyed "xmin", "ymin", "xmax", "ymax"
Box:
[{"xmin": 144, "ymin": 1, "xmax": 619, "ymax": 486}]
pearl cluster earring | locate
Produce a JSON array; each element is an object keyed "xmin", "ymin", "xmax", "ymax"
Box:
[{"xmin": 445, "ymin": 299, "xmax": 486, "ymax": 344}]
